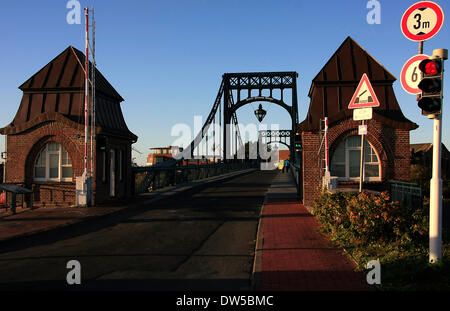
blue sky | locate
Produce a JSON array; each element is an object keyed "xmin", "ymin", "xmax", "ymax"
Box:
[{"xmin": 0, "ymin": 0, "xmax": 449, "ymax": 165}]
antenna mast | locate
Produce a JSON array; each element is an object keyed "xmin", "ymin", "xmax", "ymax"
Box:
[
  {"xmin": 84, "ymin": 8, "xmax": 89, "ymax": 177},
  {"xmin": 90, "ymin": 7, "xmax": 96, "ymax": 177}
]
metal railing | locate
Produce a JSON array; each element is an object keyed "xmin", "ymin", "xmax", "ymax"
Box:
[
  {"xmin": 133, "ymin": 160, "xmax": 257, "ymax": 194},
  {"xmin": 389, "ymin": 180, "xmax": 423, "ymax": 209}
]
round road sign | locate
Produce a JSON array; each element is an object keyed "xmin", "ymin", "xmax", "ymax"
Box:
[
  {"xmin": 401, "ymin": 54, "xmax": 430, "ymax": 94},
  {"xmin": 401, "ymin": 1, "xmax": 444, "ymax": 42}
]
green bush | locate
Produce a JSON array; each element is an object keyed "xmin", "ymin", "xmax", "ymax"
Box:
[
  {"xmin": 312, "ymin": 190, "xmax": 428, "ymax": 245},
  {"xmin": 410, "ymin": 164, "xmax": 430, "ymax": 197},
  {"xmin": 444, "ymin": 179, "xmax": 450, "ymax": 200}
]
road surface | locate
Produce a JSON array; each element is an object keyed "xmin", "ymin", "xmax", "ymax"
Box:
[{"xmin": 0, "ymin": 170, "xmax": 277, "ymax": 291}]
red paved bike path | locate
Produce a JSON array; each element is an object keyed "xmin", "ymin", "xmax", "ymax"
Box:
[{"xmin": 256, "ymin": 172, "xmax": 372, "ymax": 291}]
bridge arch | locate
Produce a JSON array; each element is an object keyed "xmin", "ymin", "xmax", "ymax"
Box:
[
  {"xmin": 266, "ymin": 140, "xmax": 290, "ymax": 150},
  {"xmin": 222, "ymin": 72, "xmax": 299, "ymax": 161},
  {"xmin": 230, "ymin": 96, "xmax": 292, "ymax": 117}
]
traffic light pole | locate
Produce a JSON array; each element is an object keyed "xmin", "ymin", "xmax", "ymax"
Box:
[
  {"xmin": 429, "ymin": 113, "xmax": 442, "ymax": 263},
  {"xmin": 429, "ymin": 49, "xmax": 447, "ymax": 264}
]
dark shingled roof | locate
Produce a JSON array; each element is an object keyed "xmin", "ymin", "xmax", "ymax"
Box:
[
  {"xmin": 298, "ymin": 37, "xmax": 418, "ymax": 132},
  {"xmin": 0, "ymin": 46, "xmax": 137, "ymax": 141},
  {"xmin": 410, "ymin": 143, "xmax": 433, "ymax": 153},
  {"xmin": 411, "ymin": 143, "xmax": 449, "ymax": 154}
]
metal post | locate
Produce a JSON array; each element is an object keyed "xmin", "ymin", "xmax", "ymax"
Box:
[
  {"xmin": 223, "ymin": 87, "xmax": 228, "ymax": 162},
  {"xmin": 359, "ymin": 120, "xmax": 365, "ymax": 193},
  {"xmin": 324, "ymin": 117, "xmax": 329, "ymax": 173},
  {"xmin": 90, "ymin": 7, "xmax": 96, "ymax": 178},
  {"xmin": 235, "ymin": 122, "xmax": 238, "ymax": 161},
  {"xmin": 429, "ymin": 114, "xmax": 443, "ymax": 263},
  {"xmin": 429, "ymin": 49, "xmax": 446, "ymax": 263},
  {"xmin": 417, "ymin": 41, "xmax": 424, "ymax": 102},
  {"xmin": 3, "ymin": 135, "xmax": 6, "ymax": 183},
  {"xmin": 84, "ymin": 8, "xmax": 89, "ymax": 177}
]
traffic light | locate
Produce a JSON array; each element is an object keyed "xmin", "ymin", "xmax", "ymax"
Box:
[
  {"xmin": 97, "ymin": 136, "xmax": 106, "ymax": 151},
  {"xmin": 418, "ymin": 58, "xmax": 443, "ymax": 115},
  {"xmin": 294, "ymin": 133, "xmax": 302, "ymax": 151}
]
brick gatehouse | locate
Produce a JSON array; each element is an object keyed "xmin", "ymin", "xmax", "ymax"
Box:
[
  {"xmin": 297, "ymin": 37, "xmax": 418, "ymax": 206},
  {"xmin": 0, "ymin": 46, "xmax": 137, "ymax": 207}
]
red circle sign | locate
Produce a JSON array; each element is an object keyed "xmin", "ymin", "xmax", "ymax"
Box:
[
  {"xmin": 401, "ymin": 54, "xmax": 430, "ymax": 94},
  {"xmin": 401, "ymin": 1, "xmax": 444, "ymax": 42}
]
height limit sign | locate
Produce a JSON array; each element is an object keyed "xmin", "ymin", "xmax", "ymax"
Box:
[{"xmin": 401, "ymin": 1, "xmax": 444, "ymax": 42}]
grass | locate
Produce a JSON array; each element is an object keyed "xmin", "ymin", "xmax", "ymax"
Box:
[
  {"xmin": 321, "ymin": 227, "xmax": 450, "ymax": 291},
  {"xmin": 344, "ymin": 237, "xmax": 450, "ymax": 291}
]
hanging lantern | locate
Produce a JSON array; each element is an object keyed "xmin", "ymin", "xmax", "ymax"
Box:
[{"xmin": 254, "ymin": 104, "xmax": 267, "ymax": 122}]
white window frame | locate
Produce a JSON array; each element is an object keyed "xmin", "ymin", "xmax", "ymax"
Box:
[
  {"xmin": 33, "ymin": 142, "xmax": 73, "ymax": 182},
  {"xmin": 331, "ymin": 136, "xmax": 381, "ymax": 182}
]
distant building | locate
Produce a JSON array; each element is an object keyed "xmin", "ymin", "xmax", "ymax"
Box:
[
  {"xmin": 297, "ymin": 37, "xmax": 418, "ymax": 206},
  {"xmin": 411, "ymin": 143, "xmax": 450, "ymax": 178},
  {"xmin": 147, "ymin": 146, "xmax": 182, "ymax": 166},
  {"xmin": 278, "ymin": 150, "xmax": 290, "ymax": 162},
  {"xmin": 0, "ymin": 46, "xmax": 137, "ymax": 207}
]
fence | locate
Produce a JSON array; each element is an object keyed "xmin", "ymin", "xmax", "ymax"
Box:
[
  {"xmin": 133, "ymin": 160, "xmax": 258, "ymax": 195},
  {"xmin": 389, "ymin": 180, "xmax": 423, "ymax": 209}
]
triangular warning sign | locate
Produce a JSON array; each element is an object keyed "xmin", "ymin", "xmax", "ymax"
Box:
[{"xmin": 348, "ymin": 73, "xmax": 380, "ymax": 109}]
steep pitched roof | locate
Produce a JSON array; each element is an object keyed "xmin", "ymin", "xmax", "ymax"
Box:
[
  {"xmin": 19, "ymin": 46, "xmax": 123, "ymax": 101},
  {"xmin": 298, "ymin": 37, "xmax": 418, "ymax": 132},
  {"xmin": 0, "ymin": 46, "xmax": 136, "ymax": 141}
]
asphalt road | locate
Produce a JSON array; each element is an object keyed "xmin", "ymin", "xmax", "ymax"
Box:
[{"xmin": 0, "ymin": 170, "xmax": 277, "ymax": 291}]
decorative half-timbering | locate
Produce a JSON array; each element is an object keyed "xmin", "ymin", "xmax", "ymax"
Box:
[
  {"xmin": 0, "ymin": 46, "xmax": 137, "ymax": 207},
  {"xmin": 297, "ymin": 37, "xmax": 418, "ymax": 206}
]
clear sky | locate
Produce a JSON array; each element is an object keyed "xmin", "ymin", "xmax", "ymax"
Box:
[{"xmin": 0, "ymin": 0, "xmax": 449, "ymax": 165}]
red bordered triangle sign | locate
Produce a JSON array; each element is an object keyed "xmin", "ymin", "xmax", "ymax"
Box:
[{"xmin": 348, "ymin": 73, "xmax": 380, "ymax": 109}]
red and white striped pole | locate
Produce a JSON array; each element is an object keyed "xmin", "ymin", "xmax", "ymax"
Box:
[
  {"xmin": 84, "ymin": 8, "xmax": 89, "ymax": 177},
  {"xmin": 324, "ymin": 117, "xmax": 329, "ymax": 172}
]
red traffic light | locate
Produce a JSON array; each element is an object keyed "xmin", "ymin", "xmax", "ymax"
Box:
[{"xmin": 418, "ymin": 59, "xmax": 442, "ymax": 75}]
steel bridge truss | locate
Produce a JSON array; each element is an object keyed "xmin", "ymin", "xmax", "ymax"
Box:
[
  {"xmin": 258, "ymin": 130, "xmax": 292, "ymax": 150},
  {"xmin": 223, "ymin": 72, "xmax": 298, "ymax": 161},
  {"xmin": 179, "ymin": 71, "xmax": 299, "ymax": 163}
]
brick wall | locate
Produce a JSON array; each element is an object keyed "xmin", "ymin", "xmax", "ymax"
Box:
[
  {"xmin": 301, "ymin": 117, "xmax": 412, "ymax": 207},
  {"xmin": 5, "ymin": 120, "xmax": 133, "ymax": 207},
  {"xmin": 302, "ymin": 132, "xmax": 321, "ymax": 207}
]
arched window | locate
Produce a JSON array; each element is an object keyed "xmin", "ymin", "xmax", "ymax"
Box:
[
  {"xmin": 34, "ymin": 142, "xmax": 73, "ymax": 182},
  {"xmin": 330, "ymin": 136, "xmax": 380, "ymax": 181}
]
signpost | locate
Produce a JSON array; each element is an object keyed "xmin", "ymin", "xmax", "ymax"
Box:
[
  {"xmin": 401, "ymin": 54, "xmax": 431, "ymax": 94},
  {"xmin": 348, "ymin": 74, "xmax": 380, "ymax": 109},
  {"xmin": 349, "ymin": 74, "xmax": 379, "ymax": 192},
  {"xmin": 353, "ymin": 107, "xmax": 373, "ymax": 121},
  {"xmin": 401, "ymin": 1, "xmax": 445, "ymax": 264},
  {"xmin": 401, "ymin": 1, "xmax": 444, "ymax": 42},
  {"xmin": 358, "ymin": 124, "xmax": 368, "ymax": 136}
]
